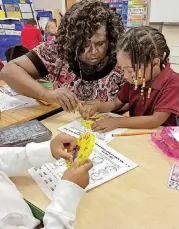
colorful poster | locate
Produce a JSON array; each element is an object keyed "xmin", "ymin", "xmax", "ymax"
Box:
[
  {"xmin": 127, "ymin": 0, "xmax": 147, "ymax": 27},
  {"xmin": 5, "ymin": 3, "xmax": 22, "ymax": 19},
  {"xmin": 107, "ymin": 0, "xmax": 148, "ymax": 28}
]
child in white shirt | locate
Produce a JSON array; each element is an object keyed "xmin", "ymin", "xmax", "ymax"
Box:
[{"xmin": 0, "ymin": 133, "xmax": 93, "ymax": 229}]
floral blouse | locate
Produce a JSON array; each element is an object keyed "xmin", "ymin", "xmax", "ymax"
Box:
[{"xmin": 26, "ymin": 40, "xmax": 124, "ymax": 102}]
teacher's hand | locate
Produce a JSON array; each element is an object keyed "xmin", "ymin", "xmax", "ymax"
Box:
[
  {"xmin": 79, "ymin": 103, "xmax": 98, "ymax": 120},
  {"xmin": 48, "ymin": 87, "xmax": 79, "ymax": 112},
  {"xmin": 79, "ymin": 100, "xmax": 101, "ymax": 120}
]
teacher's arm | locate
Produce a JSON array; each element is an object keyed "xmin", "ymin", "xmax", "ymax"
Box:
[
  {"xmin": 0, "ymin": 42, "xmax": 79, "ymax": 111},
  {"xmin": 0, "ymin": 55, "xmax": 53, "ymax": 102}
]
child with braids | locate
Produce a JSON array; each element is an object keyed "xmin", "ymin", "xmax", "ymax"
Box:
[{"xmin": 80, "ymin": 26, "xmax": 179, "ymax": 132}]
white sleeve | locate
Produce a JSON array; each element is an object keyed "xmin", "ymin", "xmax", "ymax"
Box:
[
  {"xmin": 0, "ymin": 176, "xmax": 83, "ymax": 229},
  {"xmin": 0, "ymin": 171, "xmax": 40, "ymax": 229},
  {"xmin": 0, "ymin": 141, "xmax": 55, "ymax": 177},
  {"xmin": 43, "ymin": 180, "xmax": 84, "ymax": 229}
]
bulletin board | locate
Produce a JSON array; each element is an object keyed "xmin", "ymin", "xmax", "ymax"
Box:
[
  {"xmin": 1, "ymin": 0, "xmax": 34, "ymax": 20},
  {"xmin": 0, "ymin": 19, "xmax": 22, "ymax": 60},
  {"xmin": 105, "ymin": 0, "xmax": 148, "ymax": 28},
  {"xmin": 0, "ymin": 0, "xmax": 34, "ymax": 60}
]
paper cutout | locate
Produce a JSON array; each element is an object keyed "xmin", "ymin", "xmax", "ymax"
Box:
[
  {"xmin": 28, "ymin": 140, "xmax": 138, "ymax": 200},
  {"xmin": 66, "ymin": 132, "xmax": 95, "ymax": 167},
  {"xmin": 82, "ymin": 114, "xmax": 104, "ymax": 128}
]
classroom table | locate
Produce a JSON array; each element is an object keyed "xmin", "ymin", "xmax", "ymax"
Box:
[
  {"xmin": 11, "ymin": 112, "xmax": 179, "ymax": 229},
  {"xmin": 0, "ymin": 81, "xmax": 62, "ymax": 128}
]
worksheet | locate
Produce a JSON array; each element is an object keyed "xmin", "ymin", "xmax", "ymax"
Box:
[
  {"xmin": 28, "ymin": 141, "xmax": 138, "ymax": 200},
  {"xmin": 59, "ymin": 113, "xmax": 126, "ymax": 143},
  {"xmin": 0, "ymin": 85, "xmax": 19, "ymax": 96},
  {"xmin": 0, "ymin": 92, "xmax": 38, "ymax": 111}
]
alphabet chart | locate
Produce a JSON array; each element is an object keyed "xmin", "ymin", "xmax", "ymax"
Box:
[
  {"xmin": 58, "ymin": 113, "xmax": 127, "ymax": 143},
  {"xmin": 28, "ymin": 140, "xmax": 138, "ymax": 200}
]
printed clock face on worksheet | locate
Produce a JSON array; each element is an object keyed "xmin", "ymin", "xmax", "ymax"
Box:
[{"xmin": 28, "ymin": 142, "xmax": 138, "ymax": 200}]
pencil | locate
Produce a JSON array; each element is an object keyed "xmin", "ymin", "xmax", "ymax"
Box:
[
  {"xmin": 73, "ymin": 146, "xmax": 79, "ymax": 161},
  {"xmin": 112, "ymin": 132, "xmax": 154, "ymax": 137}
]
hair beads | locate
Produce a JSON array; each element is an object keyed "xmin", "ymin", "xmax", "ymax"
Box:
[
  {"xmin": 138, "ymin": 69, "xmax": 142, "ymax": 79},
  {"xmin": 141, "ymin": 77, "xmax": 145, "ymax": 96},
  {"xmin": 132, "ymin": 69, "xmax": 138, "ymax": 90},
  {"xmin": 117, "ymin": 26, "xmax": 170, "ymax": 99},
  {"xmin": 147, "ymin": 88, "xmax": 152, "ymax": 98}
]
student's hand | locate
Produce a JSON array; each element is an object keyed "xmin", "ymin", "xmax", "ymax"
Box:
[
  {"xmin": 50, "ymin": 133, "xmax": 77, "ymax": 160},
  {"xmin": 92, "ymin": 117, "xmax": 119, "ymax": 133},
  {"xmin": 79, "ymin": 103, "xmax": 100, "ymax": 120},
  {"xmin": 62, "ymin": 159, "xmax": 93, "ymax": 189},
  {"xmin": 48, "ymin": 87, "xmax": 79, "ymax": 112}
]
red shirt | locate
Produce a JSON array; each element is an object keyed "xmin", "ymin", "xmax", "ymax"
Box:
[
  {"xmin": 118, "ymin": 64, "xmax": 179, "ymax": 126},
  {"xmin": 0, "ymin": 61, "xmax": 4, "ymax": 71},
  {"xmin": 21, "ymin": 25, "xmax": 42, "ymax": 50}
]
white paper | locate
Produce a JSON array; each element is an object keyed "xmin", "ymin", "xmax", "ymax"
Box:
[
  {"xmin": 16, "ymin": 95, "xmax": 39, "ymax": 107},
  {"xmin": 0, "ymin": 85, "xmax": 19, "ymax": 96},
  {"xmin": 19, "ymin": 3, "xmax": 31, "ymax": 13},
  {"xmin": 21, "ymin": 12, "xmax": 33, "ymax": 19},
  {"xmin": 5, "ymin": 30, "xmax": 14, "ymax": 35},
  {"xmin": 0, "ymin": 92, "xmax": 38, "ymax": 112},
  {"xmin": 0, "ymin": 92, "xmax": 27, "ymax": 111},
  {"xmin": 28, "ymin": 141, "xmax": 138, "ymax": 200},
  {"xmin": 13, "ymin": 30, "xmax": 21, "ymax": 36},
  {"xmin": 59, "ymin": 113, "xmax": 126, "ymax": 143},
  {"xmin": 5, "ymin": 30, "xmax": 21, "ymax": 36},
  {"xmin": 2, "ymin": 24, "xmax": 15, "ymax": 30},
  {"xmin": 169, "ymin": 127, "xmax": 179, "ymax": 143},
  {"xmin": 38, "ymin": 17, "xmax": 49, "ymax": 30},
  {"xmin": 0, "ymin": 29, "xmax": 5, "ymax": 35}
]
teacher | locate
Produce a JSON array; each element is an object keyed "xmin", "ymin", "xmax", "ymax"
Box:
[{"xmin": 1, "ymin": 0, "xmax": 125, "ymax": 112}]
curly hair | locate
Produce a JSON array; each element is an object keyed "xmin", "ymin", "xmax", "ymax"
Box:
[{"xmin": 56, "ymin": 0, "xmax": 125, "ymax": 70}]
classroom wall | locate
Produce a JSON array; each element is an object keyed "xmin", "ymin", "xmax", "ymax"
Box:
[
  {"xmin": 32, "ymin": 0, "xmax": 66, "ymax": 14},
  {"xmin": 162, "ymin": 25, "xmax": 179, "ymax": 46},
  {"xmin": 162, "ymin": 25, "xmax": 179, "ymax": 73}
]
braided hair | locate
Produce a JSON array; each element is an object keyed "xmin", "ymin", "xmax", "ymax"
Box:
[
  {"xmin": 56, "ymin": 0, "xmax": 125, "ymax": 70},
  {"xmin": 117, "ymin": 26, "xmax": 170, "ymax": 81}
]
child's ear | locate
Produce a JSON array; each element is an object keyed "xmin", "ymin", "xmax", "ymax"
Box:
[{"xmin": 152, "ymin": 58, "xmax": 160, "ymax": 67}]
